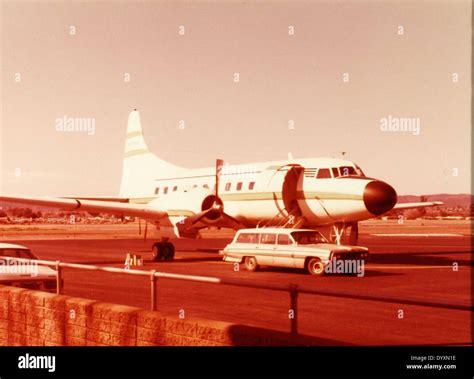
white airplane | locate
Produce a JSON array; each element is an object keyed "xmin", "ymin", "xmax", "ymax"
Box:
[{"xmin": 1, "ymin": 110, "xmax": 442, "ymax": 258}]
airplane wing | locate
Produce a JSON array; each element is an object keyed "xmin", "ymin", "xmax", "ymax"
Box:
[
  {"xmin": 393, "ymin": 201, "xmax": 443, "ymax": 210},
  {"xmin": 63, "ymin": 196, "xmax": 131, "ymax": 203},
  {"xmin": 0, "ymin": 192, "xmax": 245, "ymax": 238},
  {"xmin": 0, "ymin": 195, "xmax": 167, "ymax": 220}
]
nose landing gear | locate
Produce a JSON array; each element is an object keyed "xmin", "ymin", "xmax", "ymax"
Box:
[{"xmin": 331, "ymin": 222, "xmax": 359, "ymax": 245}]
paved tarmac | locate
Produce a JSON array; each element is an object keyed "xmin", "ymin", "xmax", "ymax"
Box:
[{"xmin": 6, "ymin": 224, "xmax": 471, "ymax": 346}]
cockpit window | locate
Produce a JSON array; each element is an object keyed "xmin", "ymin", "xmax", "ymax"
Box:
[
  {"xmin": 354, "ymin": 164, "xmax": 365, "ymax": 177},
  {"xmin": 316, "ymin": 168, "xmax": 331, "ymax": 179},
  {"xmin": 308, "ymin": 164, "xmax": 366, "ymax": 179},
  {"xmin": 339, "ymin": 166, "xmax": 356, "ymax": 176}
]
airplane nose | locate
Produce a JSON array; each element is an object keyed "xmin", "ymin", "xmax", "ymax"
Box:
[{"xmin": 363, "ymin": 180, "xmax": 397, "ymax": 215}]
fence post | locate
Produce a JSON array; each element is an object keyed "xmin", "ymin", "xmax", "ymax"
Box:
[
  {"xmin": 150, "ymin": 270, "xmax": 157, "ymax": 311},
  {"xmin": 289, "ymin": 284, "xmax": 298, "ymax": 334},
  {"xmin": 55, "ymin": 261, "xmax": 62, "ymax": 295}
]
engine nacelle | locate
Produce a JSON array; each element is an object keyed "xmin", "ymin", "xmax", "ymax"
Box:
[
  {"xmin": 148, "ymin": 188, "xmax": 229, "ymax": 237},
  {"xmin": 148, "ymin": 187, "xmax": 219, "ymax": 218}
]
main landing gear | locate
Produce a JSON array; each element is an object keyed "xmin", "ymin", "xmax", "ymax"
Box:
[{"xmin": 151, "ymin": 238, "xmax": 175, "ymax": 261}]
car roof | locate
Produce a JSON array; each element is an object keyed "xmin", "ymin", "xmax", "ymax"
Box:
[
  {"xmin": 0, "ymin": 243, "xmax": 29, "ymax": 249},
  {"xmin": 236, "ymin": 228, "xmax": 316, "ymax": 234}
]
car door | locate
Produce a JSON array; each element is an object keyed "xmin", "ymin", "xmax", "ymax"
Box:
[
  {"xmin": 257, "ymin": 233, "xmax": 277, "ymax": 266},
  {"xmin": 276, "ymin": 234, "xmax": 297, "ymax": 268}
]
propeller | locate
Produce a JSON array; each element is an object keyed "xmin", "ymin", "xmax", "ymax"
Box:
[
  {"xmin": 138, "ymin": 218, "xmax": 148, "ymax": 241},
  {"xmin": 209, "ymin": 158, "xmax": 225, "ymax": 214},
  {"xmin": 215, "ymin": 158, "xmax": 223, "ymax": 198},
  {"xmin": 176, "ymin": 158, "xmax": 243, "ymax": 237}
]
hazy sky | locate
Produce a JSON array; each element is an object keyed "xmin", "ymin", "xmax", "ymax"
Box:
[{"xmin": 1, "ymin": 0, "xmax": 471, "ymax": 196}]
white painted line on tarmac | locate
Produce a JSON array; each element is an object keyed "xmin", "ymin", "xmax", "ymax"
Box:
[
  {"xmin": 367, "ymin": 265, "xmax": 457, "ymax": 270},
  {"xmin": 371, "ymin": 233, "xmax": 464, "ymax": 237}
]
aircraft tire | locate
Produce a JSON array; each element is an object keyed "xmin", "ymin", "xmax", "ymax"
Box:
[
  {"xmin": 163, "ymin": 242, "xmax": 175, "ymax": 260},
  {"xmin": 152, "ymin": 243, "xmax": 164, "ymax": 261}
]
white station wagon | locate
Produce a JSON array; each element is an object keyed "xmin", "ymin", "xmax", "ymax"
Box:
[
  {"xmin": 0, "ymin": 243, "xmax": 58, "ymax": 292},
  {"xmin": 221, "ymin": 228, "xmax": 369, "ymax": 276}
]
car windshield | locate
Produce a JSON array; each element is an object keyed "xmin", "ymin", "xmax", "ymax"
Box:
[
  {"xmin": 0, "ymin": 248, "xmax": 35, "ymax": 259},
  {"xmin": 290, "ymin": 231, "xmax": 327, "ymax": 245}
]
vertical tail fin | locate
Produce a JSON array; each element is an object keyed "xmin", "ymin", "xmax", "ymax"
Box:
[{"xmin": 119, "ymin": 110, "xmax": 182, "ymax": 197}]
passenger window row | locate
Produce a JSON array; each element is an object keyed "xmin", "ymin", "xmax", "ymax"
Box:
[{"xmin": 154, "ymin": 181, "xmax": 256, "ymax": 196}]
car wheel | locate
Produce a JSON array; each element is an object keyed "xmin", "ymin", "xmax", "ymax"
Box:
[
  {"xmin": 244, "ymin": 256, "xmax": 258, "ymax": 272},
  {"xmin": 152, "ymin": 243, "xmax": 164, "ymax": 261},
  {"xmin": 307, "ymin": 258, "xmax": 325, "ymax": 276}
]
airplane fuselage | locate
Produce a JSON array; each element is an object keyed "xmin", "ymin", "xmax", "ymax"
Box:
[{"xmin": 137, "ymin": 157, "xmax": 397, "ymax": 232}]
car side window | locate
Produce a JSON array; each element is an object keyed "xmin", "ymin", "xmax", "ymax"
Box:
[
  {"xmin": 17, "ymin": 250, "xmax": 34, "ymax": 259},
  {"xmin": 0, "ymin": 249, "xmax": 17, "ymax": 257},
  {"xmin": 260, "ymin": 233, "xmax": 276, "ymax": 245},
  {"xmin": 236, "ymin": 233, "xmax": 258, "ymax": 244},
  {"xmin": 277, "ymin": 234, "xmax": 292, "ymax": 245},
  {"xmin": 236, "ymin": 234, "xmax": 251, "ymax": 243}
]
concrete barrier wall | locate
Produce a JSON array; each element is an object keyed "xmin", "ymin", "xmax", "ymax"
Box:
[{"xmin": 0, "ymin": 285, "xmax": 321, "ymax": 346}]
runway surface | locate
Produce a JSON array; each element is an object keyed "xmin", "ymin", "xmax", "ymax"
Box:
[{"xmin": 2, "ymin": 221, "xmax": 472, "ymax": 346}]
